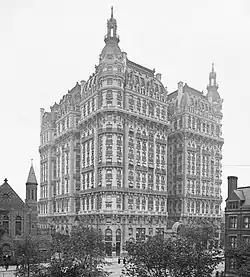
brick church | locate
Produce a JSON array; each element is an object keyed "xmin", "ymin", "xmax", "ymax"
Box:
[{"xmin": 0, "ymin": 164, "xmax": 38, "ymax": 262}]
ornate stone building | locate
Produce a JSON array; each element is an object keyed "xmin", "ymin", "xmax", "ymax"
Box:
[
  {"xmin": 38, "ymin": 8, "xmax": 169, "ymax": 256},
  {"xmin": 38, "ymin": 8, "xmax": 223, "ymax": 255},
  {"xmin": 167, "ymin": 65, "xmax": 223, "ymax": 229},
  {"xmin": 0, "ymin": 165, "xmax": 38, "ymax": 262}
]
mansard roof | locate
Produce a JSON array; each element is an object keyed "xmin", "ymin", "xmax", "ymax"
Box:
[
  {"xmin": 229, "ymin": 186, "xmax": 250, "ymax": 208},
  {"xmin": 237, "ymin": 186, "xmax": 250, "ymax": 207},
  {"xmin": 127, "ymin": 59, "xmax": 155, "ymax": 77}
]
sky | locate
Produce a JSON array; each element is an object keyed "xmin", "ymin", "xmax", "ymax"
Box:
[{"xmin": 0, "ymin": 0, "xmax": 250, "ymax": 210}]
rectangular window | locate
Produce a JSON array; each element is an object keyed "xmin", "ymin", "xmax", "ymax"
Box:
[
  {"xmin": 244, "ymin": 217, "xmax": 250, "ymax": 228},
  {"xmin": 156, "ymin": 228, "xmax": 164, "ymax": 237},
  {"xmin": 229, "ymin": 216, "xmax": 237, "ymax": 229},
  {"xmin": 136, "ymin": 228, "xmax": 146, "ymax": 241},
  {"xmin": 107, "ymin": 78, "xmax": 113, "ymax": 85},
  {"xmin": 243, "ymin": 236, "xmax": 250, "ymax": 245},
  {"xmin": 229, "ymin": 236, "xmax": 237, "ymax": 249},
  {"xmin": 229, "ymin": 258, "xmax": 236, "ymax": 270}
]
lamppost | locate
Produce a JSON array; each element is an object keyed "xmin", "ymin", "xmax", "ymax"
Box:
[{"xmin": 3, "ymin": 254, "xmax": 9, "ymax": 271}]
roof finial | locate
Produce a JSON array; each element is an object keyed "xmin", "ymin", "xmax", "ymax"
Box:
[
  {"xmin": 111, "ymin": 6, "xmax": 113, "ymax": 18},
  {"xmin": 31, "ymin": 158, "xmax": 33, "ymax": 167},
  {"xmin": 4, "ymin": 178, "xmax": 8, "ymax": 183},
  {"xmin": 212, "ymin": 62, "xmax": 214, "ymax": 73}
]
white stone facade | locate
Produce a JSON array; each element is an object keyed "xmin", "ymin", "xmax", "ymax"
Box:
[{"xmin": 38, "ymin": 9, "xmax": 223, "ymax": 255}]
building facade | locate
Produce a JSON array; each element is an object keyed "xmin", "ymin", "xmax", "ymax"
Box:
[
  {"xmin": 225, "ymin": 176, "xmax": 250, "ymax": 276},
  {"xmin": 166, "ymin": 66, "xmax": 224, "ymax": 231},
  {"xmin": 0, "ymin": 165, "xmax": 38, "ymax": 262},
  {"xmin": 38, "ymin": 8, "xmax": 223, "ymax": 256}
]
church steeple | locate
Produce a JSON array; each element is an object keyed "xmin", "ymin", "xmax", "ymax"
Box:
[
  {"xmin": 26, "ymin": 161, "xmax": 38, "ymax": 204},
  {"xmin": 104, "ymin": 6, "xmax": 120, "ymax": 44},
  {"xmin": 27, "ymin": 161, "xmax": 37, "ymax": 184}
]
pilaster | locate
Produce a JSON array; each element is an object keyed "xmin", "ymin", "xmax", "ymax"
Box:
[
  {"xmin": 47, "ymin": 147, "xmax": 53, "ymax": 215},
  {"xmin": 69, "ymin": 137, "xmax": 75, "ymax": 214}
]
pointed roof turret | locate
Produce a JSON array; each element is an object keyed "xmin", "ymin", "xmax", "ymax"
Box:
[
  {"xmin": 104, "ymin": 6, "xmax": 120, "ymax": 44},
  {"xmin": 207, "ymin": 63, "xmax": 220, "ymax": 102},
  {"xmin": 27, "ymin": 163, "xmax": 37, "ymax": 184}
]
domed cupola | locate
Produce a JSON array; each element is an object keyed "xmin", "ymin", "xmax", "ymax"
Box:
[{"xmin": 99, "ymin": 6, "xmax": 122, "ymax": 62}]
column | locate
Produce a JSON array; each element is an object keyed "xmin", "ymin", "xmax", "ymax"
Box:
[
  {"xmin": 48, "ymin": 147, "xmax": 53, "ymax": 215},
  {"xmin": 182, "ymin": 134, "xmax": 187, "ymax": 218},
  {"xmin": 94, "ymin": 122, "xmax": 99, "ymax": 188}
]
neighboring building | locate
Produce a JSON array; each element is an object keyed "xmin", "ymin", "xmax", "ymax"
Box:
[
  {"xmin": 0, "ymin": 165, "xmax": 38, "ymax": 262},
  {"xmin": 225, "ymin": 176, "xmax": 250, "ymax": 276},
  {"xmin": 38, "ymin": 7, "xmax": 223, "ymax": 256},
  {"xmin": 167, "ymin": 65, "xmax": 224, "ymax": 231}
]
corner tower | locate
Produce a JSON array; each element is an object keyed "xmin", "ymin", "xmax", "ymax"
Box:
[{"xmin": 78, "ymin": 7, "xmax": 169, "ymax": 257}]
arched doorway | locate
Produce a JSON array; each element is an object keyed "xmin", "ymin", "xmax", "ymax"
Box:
[
  {"xmin": 116, "ymin": 229, "xmax": 121, "ymax": 256},
  {"xmin": 105, "ymin": 229, "xmax": 112, "ymax": 256}
]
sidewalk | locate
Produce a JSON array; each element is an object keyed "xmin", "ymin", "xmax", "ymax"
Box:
[
  {"xmin": 0, "ymin": 265, "xmax": 16, "ymax": 277},
  {"xmin": 104, "ymin": 259, "xmax": 124, "ymax": 277}
]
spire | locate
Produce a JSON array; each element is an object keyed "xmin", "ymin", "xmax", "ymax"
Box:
[
  {"xmin": 207, "ymin": 63, "xmax": 220, "ymax": 103},
  {"xmin": 208, "ymin": 62, "xmax": 217, "ymax": 88},
  {"xmin": 27, "ymin": 164, "xmax": 37, "ymax": 184},
  {"xmin": 111, "ymin": 6, "xmax": 113, "ymax": 18}
]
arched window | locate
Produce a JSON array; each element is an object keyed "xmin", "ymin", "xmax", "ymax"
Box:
[
  {"xmin": 15, "ymin": 216, "xmax": 22, "ymax": 236},
  {"xmin": 105, "ymin": 229, "xmax": 112, "ymax": 241},
  {"xmin": 3, "ymin": 215, "xmax": 9, "ymax": 234}
]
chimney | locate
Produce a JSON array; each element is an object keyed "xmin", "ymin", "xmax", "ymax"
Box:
[
  {"xmin": 156, "ymin": 73, "xmax": 162, "ymax": 81},
  {"xmin": 227, "ymin": 176, "xmax": 238, "ymax": 198},
  {"xmin": 40, "ymin": 108, "xmax": 45, "ymax": 128},
  {"xmin": 178, "ymin": 81, "xmax": 183, "ymax": 94},
  {"xmin": 122, "ymin": 52, "xmax": 127, "ymax": 60}
]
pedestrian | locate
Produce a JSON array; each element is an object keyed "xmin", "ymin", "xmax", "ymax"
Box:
[
  {"xmin": 5, "ymin": 263, "xmax": 9, "ymax": 271},
  {"xmin": 123, "ymin": 257, "xmax": 126, "ymax": 265},
  {"xmin": 118, "ymin": 257, "xmax": 120, "ymax": 264}
]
